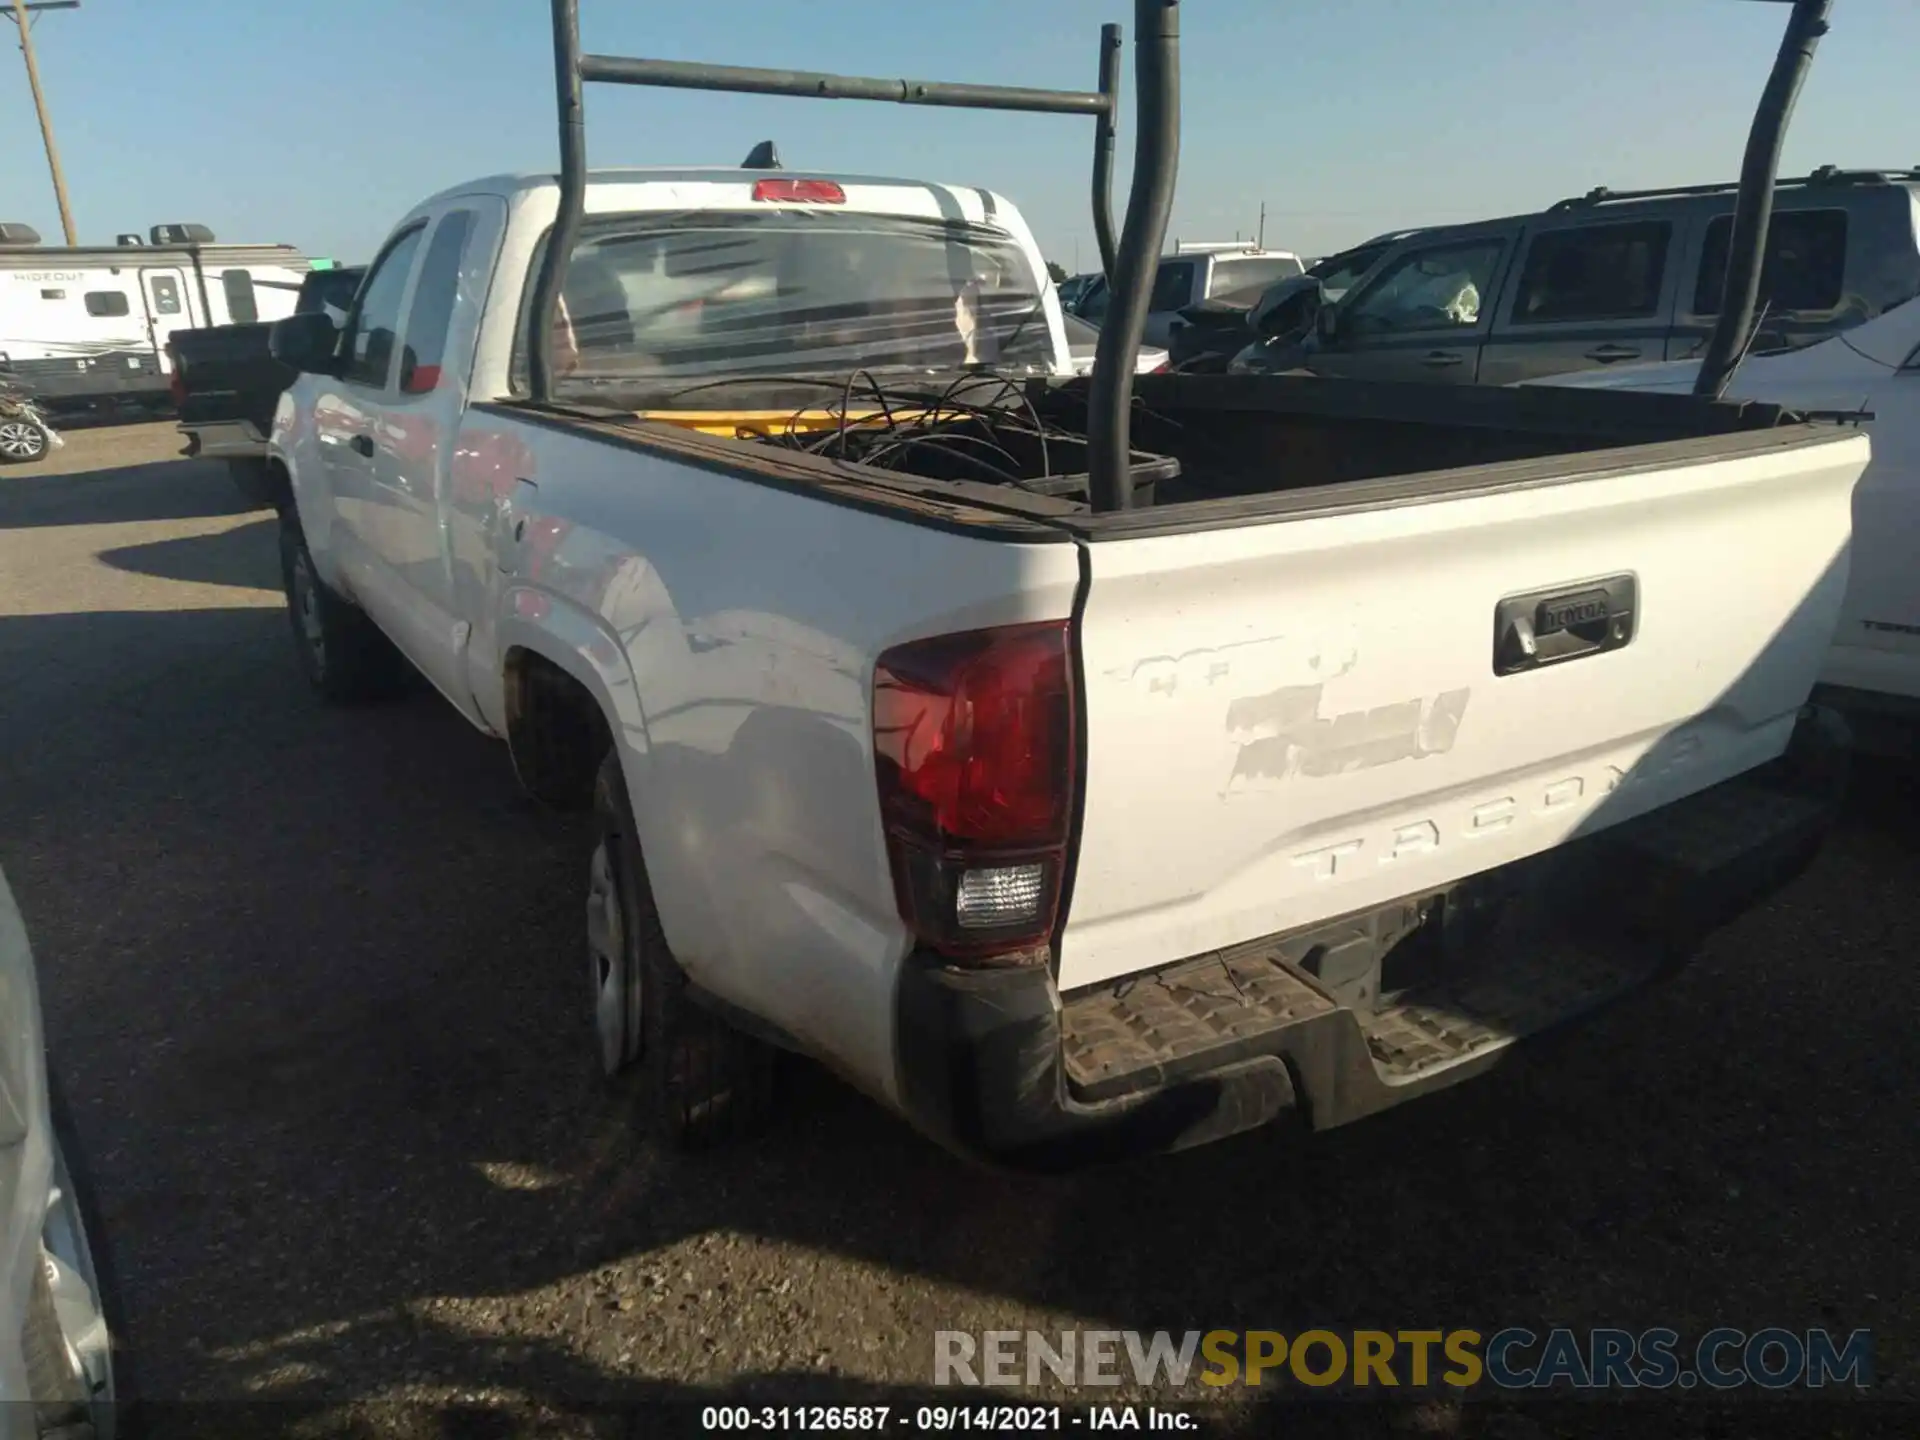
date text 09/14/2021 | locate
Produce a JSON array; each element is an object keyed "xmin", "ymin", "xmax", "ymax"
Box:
[{"xmin": 700, "ymin": 1405, "xmax": 1195, "ymax": 1432}]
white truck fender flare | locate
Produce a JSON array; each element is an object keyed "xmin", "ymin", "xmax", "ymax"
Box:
[{"xmin": 494, "ymin": 591, "xmax": 653, "ymax": 768}]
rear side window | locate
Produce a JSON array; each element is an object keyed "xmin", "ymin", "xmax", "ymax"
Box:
[
  {"xmin": 398, "ymin": 210, "xmax": 475, "ymax": 394},
  {"xmin": 1208, "ymin": 255, "xmax": 1304, "ymax": 298},
  {"xmin": 221, "ymin": 269, "xmax": 258, "ymax": 324},
  {"xmin": 85, "ymin": 291, "xmax": 129, "ymax": 318},
  {"xmin": 1149, "ymin": 261, "xmax": 1197, "ymax": 311},
  {"xmin": 1693, "ymin": 208, "xmax": 1847, "ymax": 315},
  {"xmin": 1512, "ymin": 221, "xmax": 1671, "ymax": 324},
  {"xmin": 342, "ymin": 226, "xmax": 425, "ymax": 388},
  {"xmin": 512, "ymin": 208, "xmax": 1055, "ymax": 399}
]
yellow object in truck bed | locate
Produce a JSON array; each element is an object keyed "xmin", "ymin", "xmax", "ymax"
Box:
[{"xmin": 632, "ymin": 408, "xmax": 936, "ymax": 440}]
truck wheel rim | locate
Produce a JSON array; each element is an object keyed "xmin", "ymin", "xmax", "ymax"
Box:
[
  {"xmin": 586, "ymin": 838, "xmax": 638, "ymax": 1075},
  {"xmin": 42, "ymin": 1138, "xmax": 117, "ymax": 1433},
  {"xmin": 290, "ymin": 550, "xmax": 326, "ymax": 670},
  {"xmin": 0, "ymin": 422, "xmax": 44, "ymax": 458}
]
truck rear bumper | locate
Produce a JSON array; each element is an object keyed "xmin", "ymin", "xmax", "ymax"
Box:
[{"xmin": 893, "ymin": 704, "xmax": 1849, "ymax": 1172}]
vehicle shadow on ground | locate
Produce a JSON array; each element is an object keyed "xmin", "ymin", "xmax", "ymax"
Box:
[
  {"xmin": 2, "ymin": 598, "xmax": 1914, "ymax": 1413},
  {"xmin": 0, "ymin": 453, "xmax": 259, "ymax": 529},
  {"xmin": 97, "ymin": 516, "xmax": 280, "ymax": 593}
]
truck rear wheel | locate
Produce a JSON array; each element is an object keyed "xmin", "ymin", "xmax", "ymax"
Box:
[
  {"xmin": 277, "ymin": 521, "xmax": 405, "ymax": 703},
  {"xmin": 589, "ymin": 751, "xmax": 774, "ymax": 1151}
]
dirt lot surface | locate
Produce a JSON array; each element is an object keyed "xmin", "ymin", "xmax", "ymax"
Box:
[{"xmin": 1, "ymin": 424, "xmax": 1914, "ymax": 1436}]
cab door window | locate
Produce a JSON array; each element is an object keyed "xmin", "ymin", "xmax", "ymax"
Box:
[
  {"xmin": 1341, "ymin": 239, "xmax": 1506, "ymax": 335},
  {"xmin": 341, "ymin": 226, "xmax": 426, "ymax": 389}
]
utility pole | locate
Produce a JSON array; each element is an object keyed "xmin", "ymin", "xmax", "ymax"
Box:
[
  {"xmin": 1257, "ymin": 201, "xmax": 1266, "ymax": 249},
  {"xmin": 6, "ymin": 0, "xmax": 79, "ymax": 245}
]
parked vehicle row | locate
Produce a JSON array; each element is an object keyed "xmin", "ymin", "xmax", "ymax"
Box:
[
  {"xmin": 1067, "ymin": 244, "xmax": 1304, "ymax": 349},
  {"xmin": 0, "ymin": 222, "xmax": 313, "ymax": 417},
  {"xmin": 253, "ymin": 0, "xmax": 1867, "ymax": 1175},
  {"xmin": 1157, "ymin": 234, "xmax": 1419, "ymax": 373},
  {"xmin": 1229, "ymin": 167, "xmax": 1920, "ymax": 385}
]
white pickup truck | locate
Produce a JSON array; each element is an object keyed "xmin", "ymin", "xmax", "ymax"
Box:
[{"xmin": 263, "ymin": 0, "xmax": 1866, "ymax": 1169}]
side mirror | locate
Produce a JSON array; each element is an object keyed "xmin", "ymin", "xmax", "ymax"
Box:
[{"xmin": 270, "ymin": 311, "xmax": 341, "ymax": 375}]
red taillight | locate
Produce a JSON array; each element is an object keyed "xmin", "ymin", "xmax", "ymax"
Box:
[
  {"xmin": 752, "ymin": 178, "xmax": 846, "ymax": 204},
  {"xmin": 873, "ymin": 621, "xmax": 1076, "ymax": 964}
]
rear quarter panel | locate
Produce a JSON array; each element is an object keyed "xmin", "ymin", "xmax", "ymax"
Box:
[{"xmin": 468, "ymin": 415, "xmax": 1082, "ymax": 1101}]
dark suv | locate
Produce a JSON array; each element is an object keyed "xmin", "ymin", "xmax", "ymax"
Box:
[{"xmin": 1232, "ymin": 167, "xmax": 1920, "ymax": 385}]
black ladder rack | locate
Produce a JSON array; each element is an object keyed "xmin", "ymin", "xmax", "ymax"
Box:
[{"xmin": 528, "ymin": 0, "xmax": 1182, "ymax": 513}]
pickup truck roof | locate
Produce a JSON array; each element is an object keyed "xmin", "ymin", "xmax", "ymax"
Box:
[{"xmin": 417, "ymin": 168, "xmax": 1024, "ymax": 213}]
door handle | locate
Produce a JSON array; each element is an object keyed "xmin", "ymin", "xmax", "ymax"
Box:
[
  {"xmin": 1493, "ymin": 575, "xmax": 1637, "ymax": 676},
  {"xmin": 1584, "ymin": 344, "xmax": 1642, "ymax": 363},
  {"xmin": 1421, "ymin": 351, "xmax": 1465, "ymax": 368},
  {"xmin": 349, "ymin": 433, "xmax": 375, "ymax": 457}
]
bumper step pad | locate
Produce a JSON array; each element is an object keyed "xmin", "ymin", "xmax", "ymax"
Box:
[{"xmin": 1058, "ymin": 770, "xmax": 1835, "ymax": 1132}]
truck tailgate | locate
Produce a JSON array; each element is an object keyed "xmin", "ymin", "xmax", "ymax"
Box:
[{"xmin": 1057, "ymin": 430, "xmax": 1868, "ymax": 992}]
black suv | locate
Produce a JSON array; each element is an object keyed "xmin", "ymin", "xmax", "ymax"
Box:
[{"xmin": 1232, "ymin": 167, "xmax": 1920, "ymax": 386}]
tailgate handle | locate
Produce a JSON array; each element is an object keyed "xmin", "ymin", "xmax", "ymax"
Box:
[
  {"xmin": 1584, "ymin": 343, "xmax": 1642, "ymax": 363},
  {"xmin": 1494, "ymin": 574, "xmax": 1637, "ymax": 676}
]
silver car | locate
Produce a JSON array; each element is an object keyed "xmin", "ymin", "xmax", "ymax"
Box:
[{"xmin": 0, "ymin": 869, "xmax": 123, "ymax": 1440}]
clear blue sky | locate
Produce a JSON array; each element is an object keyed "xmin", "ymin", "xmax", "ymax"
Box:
[{"xmin": 1, "ymin": 0, "xmax": 1914, "ymax": 270}]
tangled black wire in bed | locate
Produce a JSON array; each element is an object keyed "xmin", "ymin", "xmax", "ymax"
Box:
[
  {"xmin": 651, "ymin": 368, "xmax": 1185, "ymax": 494},
  {"xmin": 773, "ymin": 369, "xmax": 1083, "ymax": 491}
]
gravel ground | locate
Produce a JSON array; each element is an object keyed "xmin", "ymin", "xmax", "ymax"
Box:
[{"xmin": 0, "ymin": 424, "xmax": 1914, "ymax": 1437}]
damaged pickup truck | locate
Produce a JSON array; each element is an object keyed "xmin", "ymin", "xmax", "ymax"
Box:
[{"xmin": 263, "ymin": 0, "xmax": 1865, "ymax": 1168}]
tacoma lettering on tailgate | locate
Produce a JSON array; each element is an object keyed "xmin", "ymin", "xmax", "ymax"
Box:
[{"xmin": 1287, "ymin": 731, "xmax": 1710, "ymax": 880}]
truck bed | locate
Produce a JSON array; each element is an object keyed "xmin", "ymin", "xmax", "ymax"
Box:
[
  {"xmin": 492, "ymin": 370, "xmax": 1845, "ymax": 535},
  {"xmin": 484, "ymin": 374, "xmax": 1864, "ymax": 994}
]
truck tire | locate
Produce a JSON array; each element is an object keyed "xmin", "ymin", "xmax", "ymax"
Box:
[
  {"xmin": 23, "ymin": 1075, "xmax": 131, "ymax": 1440},
  {"xmin": 589, "ymin": 750, "xmax": 775, "ymax": 1151},
  {"xmin": 277, "ymin": 520, "xmax": 405, "ymax": 704},
  {"xmin": 22, "ymin": 1254, "xmax": 91, "ymax": 1437}
]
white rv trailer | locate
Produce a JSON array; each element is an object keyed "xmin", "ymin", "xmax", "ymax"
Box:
[{"xmin": 0, "ymin": 222, "xmax": 311, "ymax": 411}]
